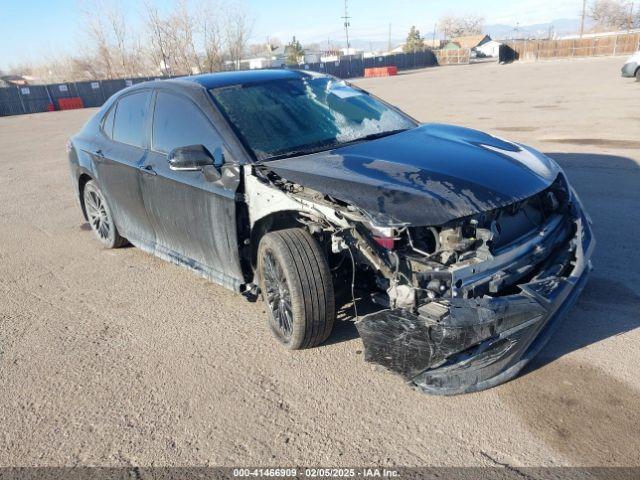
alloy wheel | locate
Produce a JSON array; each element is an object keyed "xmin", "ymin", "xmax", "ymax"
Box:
[
  {"xmin": 262, "ymin": 249, "xmax": 293, "ymax": 338},
  {"xmin": 85, "ymin": 188, "xmax": 111, "ymax": 241}
]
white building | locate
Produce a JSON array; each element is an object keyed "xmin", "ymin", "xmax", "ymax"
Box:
[
  {"xmin": 475, "ymin": 40, "xmax": 502, "ymax": 58},
  {"xmin": 340, "ymin": 47, "xmax": 364, "ymax": 56}
]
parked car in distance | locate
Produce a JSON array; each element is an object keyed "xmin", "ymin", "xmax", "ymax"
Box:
[
  {"xmin": 67, "ymin": 69, "xmax": 594, "ymax": 395},
  {"xmin": 621, "ymin": 51, "xmax": 640, "ymax": 80}
]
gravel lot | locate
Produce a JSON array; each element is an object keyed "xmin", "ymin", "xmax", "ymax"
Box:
[{"xmin": 1, "ymin": 56, "xmax": 639, "ymax": 468}]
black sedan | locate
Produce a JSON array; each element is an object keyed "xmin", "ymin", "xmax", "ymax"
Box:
[{"xmin": 67, "ymin": 69, "xmax": 594, "ymax": 394}]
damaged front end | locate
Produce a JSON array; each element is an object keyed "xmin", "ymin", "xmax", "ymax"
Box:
[
  {"xmin": 253, "ymin": 148, "xmax": 594, "ymax": 395},
  {"xmin": 353, "ymin": 174, "xmax": 594, "ymax": 394}
]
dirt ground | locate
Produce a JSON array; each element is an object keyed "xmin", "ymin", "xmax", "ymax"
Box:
[{"xmin": 1, "ymin": 56, "xmax": 639, "ymax": 468}]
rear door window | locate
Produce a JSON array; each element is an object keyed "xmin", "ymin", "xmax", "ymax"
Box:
[
  {"xmin": 113, "ymin": 91, "xmax": 151, "ymax": 147},
  {"xmin": 102, "ymin": 105, "xmax": 116, "ymax": 138},
  {"xmin": 152, "ymin": 91, "xmax": 220, "ymax": 155}
]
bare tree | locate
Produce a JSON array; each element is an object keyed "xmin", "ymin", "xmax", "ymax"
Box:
[
  {"xmin": 70, "ymin": 56, "xmax": 102, "ymax": 80},
  {"xmin": 225, "ymin": 5, "xmax": 253, "ymax": 70},
  {"xmin": 79, "ymin": 0, "xmax": 137, "ymax": 78},
  {"xmin": 143, "ymin": 1, "xmax": 172, "ymax": 75},
  {"xmin": 144, "ymin": 0, "xmax": 217, "ymax": 76},
  {"xmin": 105, "ymin": 2, "xmax": 130, "ymax": 76},
  {"xmin": 8, "ymin": 53, "xmax": 80, "ymax": 83},
  {"xmin": 6, "ymin": 0, "xmax": 257, "ymax": 82},
  {"xmin": 439, "ymin": 14, "xmax": 485, "ymax": 39},
  {"xmin": 80, "ymin": 0, "xmax": 115, "ymax": 78},
  {"xmin": 589, "ymin": 0, "xmax": 637, "ymax": 30},
  {"xmin": 247, "ymin": 42, "xmax": 267, "ymax": 57},
  {"xmin": 164, "ymin": 0, "xmax": 202, "ymax": 74},
  {"xmin": 196, "ymin": 1, "xmax": 224, "ymax": 72}
]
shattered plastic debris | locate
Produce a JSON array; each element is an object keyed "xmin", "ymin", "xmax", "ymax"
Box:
[{"xmin": 355, "ymin": 296, "xmax": 546, "ymax": 379}]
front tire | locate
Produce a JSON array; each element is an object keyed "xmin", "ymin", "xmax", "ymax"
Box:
[
  {"xmin": 257, "ymin": 228, "xmax": 335, "ymax": 349},
  {"xmin": 83, "ymin": 180, "xmax": 126, "ymax": 249}
]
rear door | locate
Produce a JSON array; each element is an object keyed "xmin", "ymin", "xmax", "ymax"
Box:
[
  {"xmin": 139, "ymin": 89, "xmax": 244, "ymax": 286},
  {"xmin": 92, "ymin": 90, "xmax": 156, "ymax": 246}
]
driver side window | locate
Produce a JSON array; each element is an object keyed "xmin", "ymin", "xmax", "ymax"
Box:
[{"xmin": 152, "ymin": 91, "xmax": 221, "ymax": 157}]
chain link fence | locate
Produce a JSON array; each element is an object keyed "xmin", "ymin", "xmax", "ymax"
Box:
[
  {"xmin": 0, "ymin": 51, "xmax": 441, "ymax": 117},
  {"xmin": 0, "ymin": 76, "xmax": 165, "ymax": 117}
]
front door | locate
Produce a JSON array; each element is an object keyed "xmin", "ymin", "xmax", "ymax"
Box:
[
  {"xmin": 93, "ymin": 90, "xmax": 156, "ymax": 246},
  {"xmin": 139, "ymin": 90, "xmax": 244, "ymax": 286}
]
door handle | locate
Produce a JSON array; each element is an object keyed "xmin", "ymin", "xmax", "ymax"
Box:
[
  {"xmin": 140, "ymin": 164, "xmax": 157, "ymax": 175},
  {"xmin": 93, "ymin": 149, "xmax": 105, "ymax": 158}
]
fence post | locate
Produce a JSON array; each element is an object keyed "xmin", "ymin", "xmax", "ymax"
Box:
[
  {"xmin": 44, "ymin": 84, "xmax": 53, "ymax": 108},
  {"xmin": 99, "ymin": 80, "xmax": 106, "ymax": 104},
  {"xmin": 17, "ymin": 86, "xmax": 27, "ymax": 114}
]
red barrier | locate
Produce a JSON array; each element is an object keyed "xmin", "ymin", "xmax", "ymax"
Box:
[
  {"xmin": 47, "ymin": 103, "xmax": 55, "ymax": 112},
  {"xmin": 57, "ymin": 97, "xmax": 84, "ymax": 111},
  {"xmin": 364, "ymin": 66, "xmax": 398, "ymax": 78}
]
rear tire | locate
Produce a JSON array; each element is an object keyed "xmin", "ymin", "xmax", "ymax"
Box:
[
  {"xmin": 83, "ymin": 180, "xmax": 126, "ymax": 249},
  {"xmin": 257, "ymin": 228, "xmax": 335, "ymax": 349},
  {"xmin": 636, "ymin": 68, "xmax": 640, "ymax": 82}
]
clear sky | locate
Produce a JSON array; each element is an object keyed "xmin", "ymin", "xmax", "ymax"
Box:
[{"xmin": 0, "ymin": 0, "xmax": 585, "ymax": 70}]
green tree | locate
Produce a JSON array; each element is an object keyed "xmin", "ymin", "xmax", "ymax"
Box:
[
  {"xmin": 286, "ymin": 36, "xmax": 304, "ymax": 65},
  {"xmin": 403, "ymin": 26, "xmax": 425, "ymax": 53}
]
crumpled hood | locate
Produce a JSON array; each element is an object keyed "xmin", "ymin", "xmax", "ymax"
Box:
[{"xmin": 262, "ymin": 123, "xmax": 560, "ymax": 226}]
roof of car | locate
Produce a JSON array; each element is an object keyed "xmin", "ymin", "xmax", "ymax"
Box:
[{"xmin": 174, "ymin": 69, "xmax": 307, "ymax": 89}]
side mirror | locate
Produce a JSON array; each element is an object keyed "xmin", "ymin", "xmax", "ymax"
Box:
[{"xmin": 168, "ymin": 145, "xmax": 215, "ymax": 171}]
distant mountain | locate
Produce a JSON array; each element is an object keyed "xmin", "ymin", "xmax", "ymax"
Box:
[{"xmin": 310, "ymin": 18, "xmax": 595, "ymax": 53}]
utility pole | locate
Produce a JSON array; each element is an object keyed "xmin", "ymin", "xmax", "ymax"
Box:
[
  {"xmin": 629, "ymin": 2, "xmax": 635, "ymax": 31},
  {"xmin": 580, "ymin": 0, "xmax": 587, "ymax": 38},
  {"xmin": 388, "ymin": 23, "xmax": 392, "ymax": 52},
  {"xmin": 432, "ymin": 22, "xmax": 437, "ymax": 47},
  {"xmin": 341, "ymin": 0, "xmax": 351, "ymax": 53}
]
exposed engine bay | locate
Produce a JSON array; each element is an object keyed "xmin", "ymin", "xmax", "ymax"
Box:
[
  {"xmin": 249, "ymin": 165, "xmax": 573, "ymax": 309},
  {"xmin": 245, "ymin": 162, "xmax": 594, "ymax": 395}
]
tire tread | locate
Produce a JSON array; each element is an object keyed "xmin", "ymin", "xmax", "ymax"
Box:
[{"xmin": 258, "ymin": 228, "xmax": 335, "ymax": 349}]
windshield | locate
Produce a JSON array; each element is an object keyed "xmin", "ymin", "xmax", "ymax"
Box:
[{"xmin": 209, "ymin": 75, "xmax": 416, "ymax": 161}]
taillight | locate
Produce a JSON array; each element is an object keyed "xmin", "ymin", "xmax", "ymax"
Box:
[{"xmin": 373, "ymin": 236, "xmax": 395, "ymax": 250}]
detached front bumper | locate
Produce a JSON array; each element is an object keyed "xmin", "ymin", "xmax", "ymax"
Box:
[{"xmin": 356, "ymin": 204, "xmax": 595, "ymax": 395}]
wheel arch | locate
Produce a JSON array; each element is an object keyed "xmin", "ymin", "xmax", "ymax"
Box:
[
  {"xmin": 78, "ymin": 172, "xmax": 94, "ymax": 221},
  {"xmin": 248, "ymin": 210, "xmax": 307, "ymax": 270}
]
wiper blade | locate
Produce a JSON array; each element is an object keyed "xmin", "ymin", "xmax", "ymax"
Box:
[
  {"xmin": 262, "ymin": 143, "xmax": 339, "ymax": 161},
  {"xmin": 356, "ymin": 128, "xmax": 410, "ymax": 141},
  {"xmin": 257, "ymin": 129, "xmax": 411, "ymax": 162},
  {"xmin": 330, "ymin": 129, "xmax": 412, "ymax": 150}
]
